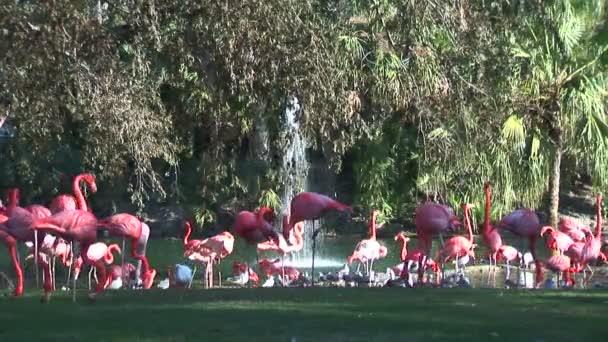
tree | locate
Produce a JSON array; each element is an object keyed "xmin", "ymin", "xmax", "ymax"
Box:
[{"xmin": 504, "ymin": 0, "xmax": 608, "ymax": 227}]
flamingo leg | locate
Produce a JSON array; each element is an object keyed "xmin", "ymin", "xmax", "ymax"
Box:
[
  {"xmin": 121, "ymin": 238, "xmax": 126, "ymax": 286},
  {"xmin": 34, "ymin": 230, "xmax": 39, "ymax": 288},
  {"xmin": 311, "ymin": 220, "xmax": 317, "ymax": 287},
  {"xmin": 6, "ymin": 240, "xmax": 24, "ymax": 296},
  {"xmin": 130, "ymin": 239, "xmax": 154, "ymax": 289},
  {"xmin": 189, "ymin": 265, "xmax": 197, "ymax": 289},
  {"xmin": 65, "ymin": 242, "xmax": 73, "ymax": 288},
  {"xmin": 38, "ymin": 253, "xmax": 52, "ymax": 302},
  {"xmin": 528, "ymin": 237, "xmax": 543, "ymax": 287},
  {"xmin": 81, "ymin": 243, "xmax": 106, "ymax": 300}
]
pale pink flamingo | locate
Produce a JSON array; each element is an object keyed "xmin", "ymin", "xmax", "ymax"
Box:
[
  {"xmin": 496, "ymin": 207, "xmax": 543, "ymax": 286},
  {"xmin": 97, "ymin": 213, "xmax": 156, "ymax": 289},
  {"xmin": 496, "ymin": 245, "xmax": 521, "ymax": 281},
  {"xmin": 73, "ymin": 242, "xmax": 121, "ymax": 290},
  {"xmin": 347, "ymin": 209, "xmax": 388, "ymax": 276},
  {"xmin": 541, "ymin": 226, "xmax": 575, "ymax": 254},
  {"xmin": 183, "ymin": 219, "xmax": 235, "ymax": 288},
  {"xmin": 481, "ymin": 182, "xmax": 503, "ymax": 266},
  {"xmin": 188, "ymin": 232, "xmax": 235, "ymax": 288}
]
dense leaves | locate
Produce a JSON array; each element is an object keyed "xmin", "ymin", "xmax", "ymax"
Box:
[{"xmin": 1, "ymin": 0, "xmax": 607, "ymax": 231}]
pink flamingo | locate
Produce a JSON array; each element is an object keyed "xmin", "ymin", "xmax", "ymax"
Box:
[
  {"xmin": 0, "ymin": 188, "xmax": 52, "ymax": 297},
  {"xmin": 544, "ymin": 254, "xmax": 574, "ymax": 287},
  {"xmin": 183, "ymin": 220, "xmax": 205, "ymax": 259},
  {"xmin": 481, "ymin": 182, "xmax": 503, "ymax": 266},
  {"xmin": 559, "ymin": 217, "xmax": 589, "ymax": 242},
  {"xmin": 0, "ymin": 229, "xmax": 23, "ymax": 296},
  {"xmin": 580, "ymin": 195, "xmax": 607, "ymax": 283},
  {"xmin": 97, "ymin": 213, "xmax": 156, "ymax": 289},
  {"xmin": 30, "ymin": 209, "xmax": 104, "ymax": 301},
  {"xmin": 104, "ymin": 263, "xmax": 137, "ymax": 289},
  {"xmin": 347, "ymin": 210, "xmax": 388, "ymax": 276},
  {"xmin": 257, "ymin": 214, "xmax": 305, "ymax": 255},
  {"xmin": 496, "ymin": 207, "xmax": 543, "ymax": 286},
  {"xmin": 258, "ymin": 258, "xmax": 300, "ymax": 283},
  {"xmin": 415, "ymin": 202, "xmax": 461, "ymax": 284},
  {"xmin": 73, "ymin": 242, "xmax": 121, "ymax": 289},
  {"xmin": 435, "ymin": 203, "xmax": 476, "ymax": 275},
  {"xmin": 229, "ymin": 261, "xmax": 260, "ymax": 286},
  {"xmin": 49, "ymin": 173, "xmax": 97, "ymax": 213},
  {"xmin": 25, "ymin": 234, "xmax": 73, "ymax": 290},
  {"xmin": 283, "ymin": 192, "xmax": 353, "ymax": 283},
  {"xmin": 393, "ymin": 232, "xmax": 440, "ymax": 283},
  {"xmin": 541, "ymin": 226, "xmax": 574, "ymax": 254},
  {"xmin": 232, "ymin": 207, "xmax": 279, "ymax": 245}
]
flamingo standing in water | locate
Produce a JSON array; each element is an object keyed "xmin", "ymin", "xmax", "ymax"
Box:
[
  {"xmin": 257, "ymin": 214, "xmax": 304, "ymax": 284},
  {"xmin": 544, "ymin": 254, "xmax": 574, "ymax": 287},
  {"xmin": 496, "ymin": 245, "xmax": 521, "ymax": 281},
  {"xmin": 283, "ymin": 192, "xmax": 353, "ymax": 284},
  {"xmin": 541, "ymin": 226, "xmax": 574, "ymax": 254},
  {"xmin": 435, "ymin": 203, "xmax": 476, "ymax": 278},
  {"xmin": 481, "ymin": 183, "xmax": 503, "ymax": 266},
  {"xmin": 414, "ymin": 202, "xmax": 461, "ymax": 284},
  {"xmin": 73, "ymin": 242, "xmax": 121, "ymax": 290},
  {"xmin": 97, "ymin": 213, "xmax": 156, "ymax": 289},
  {"xmin": 580, "ymin": 195, "xmax": 607, "ymax": 284},
  {"xmin": 258, "ymin": 258, "xmax": 300, "ymax": 284},
  {"xmin": 496, "ymin": 206, "xmax": 543, "ymax": 287},
  {"xmin": 347, "ymin": 209, "xmax": 388, "ymax": 279},
  {"xmin": 559, "ymin": 217, "xmax": 589, "ymax": 242},
  {"xmin": 232, "ymin": 207, "xmax": 279, "ymax": 283}
]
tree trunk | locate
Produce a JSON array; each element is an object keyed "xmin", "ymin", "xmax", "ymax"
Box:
[{"xmin": 548, "ymin": 144, "xmax": 563, "ymax": 228}]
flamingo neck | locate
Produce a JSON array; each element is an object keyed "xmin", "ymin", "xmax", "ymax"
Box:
[
  {"xmin": 73, "ymin": 175, "xmax": 88, "ymax": 212},
  {"xmin": 483, "ymin": 185, "xmax": 491, "ymax": 233},
  {"xmin": 105, "ymin": 244, "xmax": 120, "ymax": 264},
  {"xmin": 370, "ymin": 213, "xmax": 377, "ymax": 240},
  {"xmin": 399, "ymin": 238, "xmax": 408, "ymax": 261},
  {"xmin": 596, "ymin": 196, "xmax": 603, "ymax": 239},
  {"xmin": 8, "ymin": 189, "xmax": 19, "ymax": 211},
  {"xmin": 183, "ymin": 222, "xmax": 192, "ymax": 246},
  {"xmin": 464, "ymin": 206, "xmax": 473, "ymax": 243}
]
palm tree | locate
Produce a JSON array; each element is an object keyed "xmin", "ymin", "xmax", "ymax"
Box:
[{"xmin": 504, "ymin": 0, "xmax": 608, "ymax": 227}]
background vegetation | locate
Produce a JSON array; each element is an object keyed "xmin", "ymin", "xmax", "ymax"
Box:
[{"xmin": 1, "ymin": 0, "xmax": 608, "ymax": 235}]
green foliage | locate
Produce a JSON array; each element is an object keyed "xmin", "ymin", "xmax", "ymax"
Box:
[{"xmin": 1, "ymin": 0, "xmax": 607, "ymax": 234}]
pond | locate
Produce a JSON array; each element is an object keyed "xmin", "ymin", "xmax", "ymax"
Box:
[{"xmin": 2, "ymin": 230, "xmax": 608, "ymax": 292}]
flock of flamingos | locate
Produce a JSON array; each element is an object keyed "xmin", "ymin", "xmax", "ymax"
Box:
[{"xmin": 1, "ymin": 173, "xmax": 607, "ymax": 302}]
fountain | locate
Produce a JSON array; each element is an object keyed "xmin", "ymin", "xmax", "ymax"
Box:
[{"xmin": 278, "ymin": 96, "xmax": 342, "ymax": 270}]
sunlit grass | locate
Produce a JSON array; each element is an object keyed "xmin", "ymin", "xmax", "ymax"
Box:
[{"xmin": 1, "ymin": 288, "xmax": 607, "ymax": 341}]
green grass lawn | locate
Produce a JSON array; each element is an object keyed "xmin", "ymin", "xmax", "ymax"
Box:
[{"xmin": 1, "ymin": 288, "xmax": 607, "ymax": 341}]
